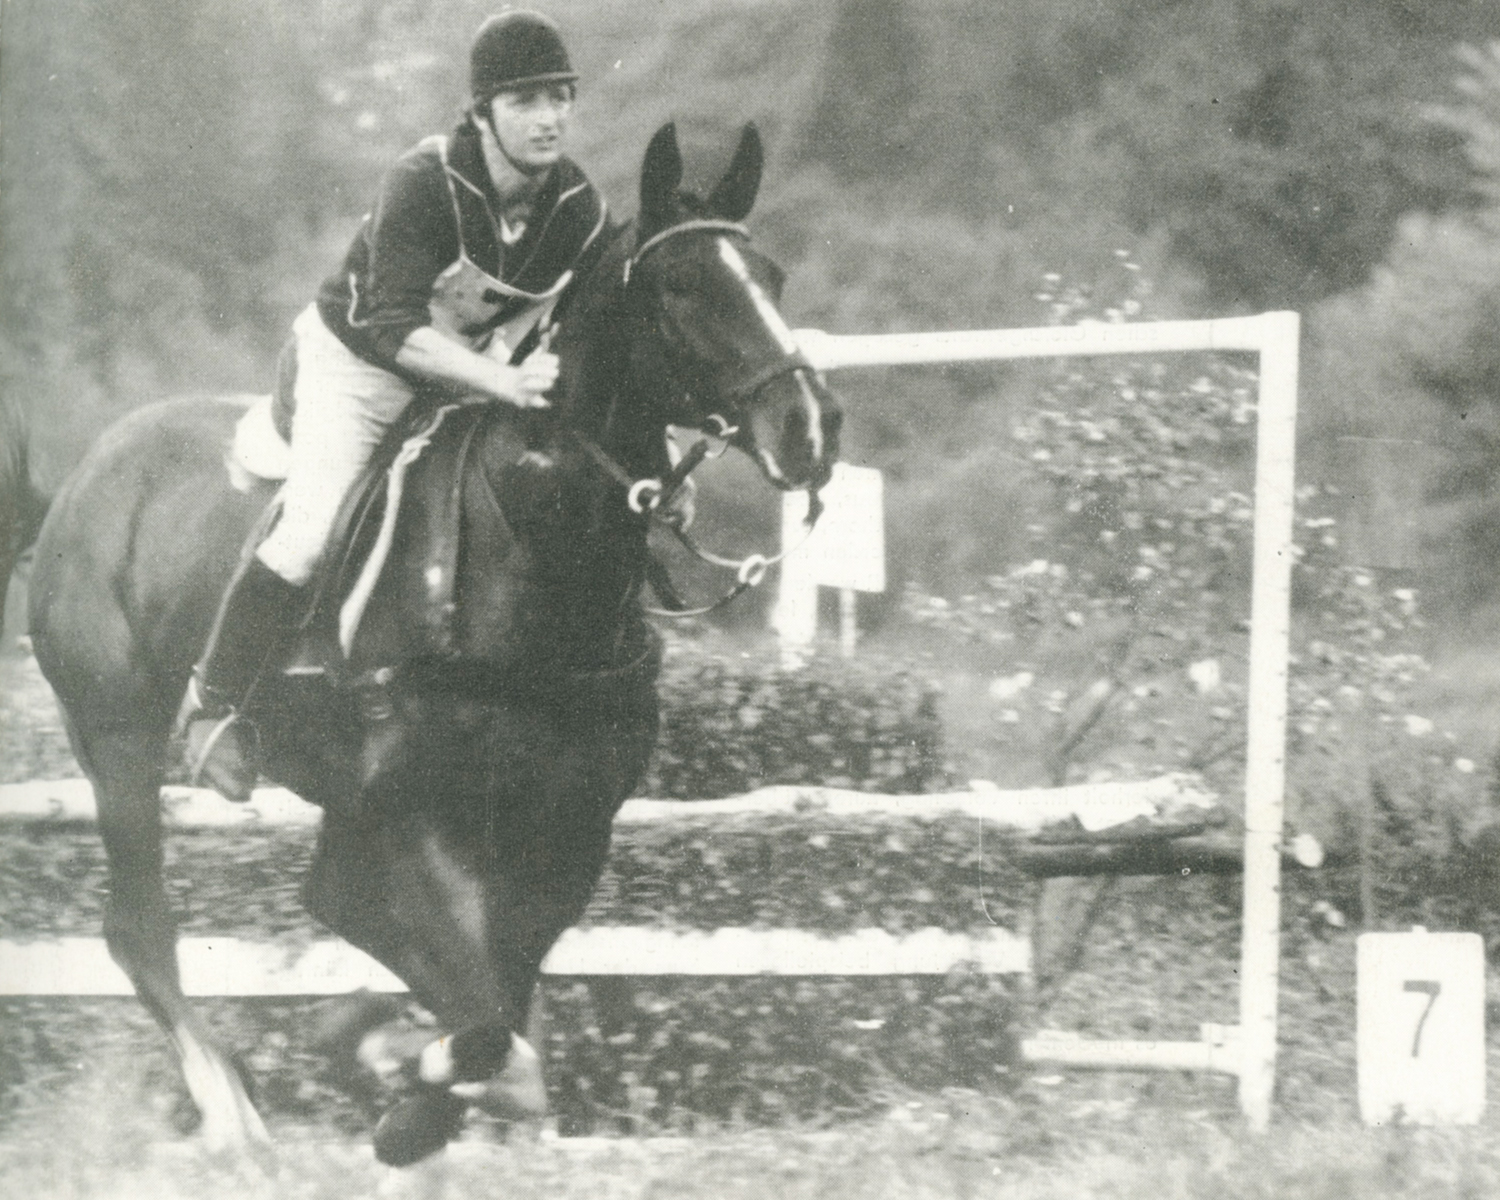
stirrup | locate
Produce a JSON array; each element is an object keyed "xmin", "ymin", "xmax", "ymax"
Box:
[
  {"xmin": 185, "ymin": 709, "xmax": 261, "ymax": 804},
  {"xmin": 175, "ymin": 673, "xmax": 225, "ymax": 736}
]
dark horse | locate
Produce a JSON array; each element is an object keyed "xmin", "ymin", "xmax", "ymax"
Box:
[
  {"xmin": 25, "ymin": 122, "xmax": 841, "ymax": 1166},
  {"xmin": 1, "ymin": 396, "xmax": 48, "ymax": 596}
]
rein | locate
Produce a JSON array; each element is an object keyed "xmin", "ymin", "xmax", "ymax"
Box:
[{"xmin": 576, "ymin": 415, "xmax": 821, "ymax": 620}]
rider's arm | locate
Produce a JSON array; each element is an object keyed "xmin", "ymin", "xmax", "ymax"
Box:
[
  {"xmin": 395, "ymin": 327, "xmax": 554, "ymax": 408},
  {"xmin": 353, "ymin": 151, "xmax": 455, "ymax": 364},
  {"xmin": 352, "ymin": 145, "xmax": 554, "ymax": 406}
]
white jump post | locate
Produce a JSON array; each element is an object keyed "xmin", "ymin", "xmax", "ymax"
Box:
[{"xmin": 795, "ymin": 313, "xmax": 1300, "ymax": 1132}]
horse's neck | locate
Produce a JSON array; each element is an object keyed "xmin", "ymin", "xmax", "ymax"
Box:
[{"xmin": 554, "ymin": 248, "xmax": 670, "ymax": 484}]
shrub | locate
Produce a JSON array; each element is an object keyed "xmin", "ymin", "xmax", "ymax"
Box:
[
  {"xmin": 902, "ymin": 260, "xmax": 1500, "ymax": 938},
  {"xmin": 540, "ymin": 973, "xmax": 1020, "ymax": 1134},
  {"xmin": 642, "ymin": 641, "xmax": 950, "ymax": 798}
]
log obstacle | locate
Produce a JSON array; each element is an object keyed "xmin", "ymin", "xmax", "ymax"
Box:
[
  {"xmin": 0, "ymin": 773, "xmax": 1217, "ymax": 833},
  {"xmin": 1012, "ymin": 832, "xmax": 1327, "ymax": 877},
  {"xmin": 0, "ymin": 772, "xmax": 1223, "ymax": 992},
  {"xmin": 0, "ymin": 773, "xmax": 1309, "ymax": 1084},
  {"xmin": 0, "ymin": 777, "xmax": 1322, "ymax": 877}
]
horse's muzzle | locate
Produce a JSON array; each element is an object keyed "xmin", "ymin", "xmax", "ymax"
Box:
[{"xmin": 743, "ymin": 367, "xmax": 842, "ymax": 491}]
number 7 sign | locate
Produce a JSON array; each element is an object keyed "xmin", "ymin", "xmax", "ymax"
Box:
[{"xmin": 1358, "ymin": 930, "xmax": 1486, "ymax": 1125}]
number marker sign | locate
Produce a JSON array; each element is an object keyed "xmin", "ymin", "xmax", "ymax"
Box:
[{"xmin": 1357, "ymin": 929, "xmax": 1486, "ymax": 1125}]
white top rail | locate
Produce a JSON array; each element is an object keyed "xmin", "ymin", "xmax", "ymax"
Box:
[
  {"xmin": 793, "ymin": 314, "xmax": 1289, "ymax": 371},
  {"xmin": 0, "ymin": 774, "xmax": 1216, "ymax": 835}
]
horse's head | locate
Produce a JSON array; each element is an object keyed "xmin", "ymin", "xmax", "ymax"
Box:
[{"xmin": 624, "ymin": 122, "xmax": 841, "ymax": 492}]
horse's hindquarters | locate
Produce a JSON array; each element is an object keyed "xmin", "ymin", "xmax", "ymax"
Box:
[
  {"xmin": 24, "ymin": 397, "xmax": 281, "ymax": 1165},
  {"xmin": 29, "ymin": 396, "xmax": 269, "ymax": 715}
]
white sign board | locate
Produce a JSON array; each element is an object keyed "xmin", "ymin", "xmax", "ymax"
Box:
[
  {"xmin": 1357, "ymin": 929, "xmax": 1486, "ymax": 1125},
  {"xmin": 775, "ymin": 464, "xmax": 885, "ymax": 658},
  {"xmin": 781, "ymin": 463, "xmax": 885, "ymax": 594}
]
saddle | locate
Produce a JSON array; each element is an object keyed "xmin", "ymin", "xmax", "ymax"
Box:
[{"xmin": 231, "ymin": 366, "xmax": 496, "ymax": 674}]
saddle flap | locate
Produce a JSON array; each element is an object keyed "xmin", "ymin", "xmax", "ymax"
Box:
[{"xmin": 303, "ymin": 402, "xmax": 502, "ymax": 663}]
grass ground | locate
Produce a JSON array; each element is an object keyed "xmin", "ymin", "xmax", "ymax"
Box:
[{"xmin": 1, "ymin": 1071, "xmax": 1499, "ymax": 1200}]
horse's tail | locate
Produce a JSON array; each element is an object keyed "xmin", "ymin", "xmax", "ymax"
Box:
[{"xmin": 2, "ymin": 397, "xmax": 50, "ymax": 586}]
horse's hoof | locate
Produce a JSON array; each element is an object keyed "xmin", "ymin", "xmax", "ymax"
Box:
[
  {"xmin": 446, "ymin": 1034, "xmax": 548, "ymax": 1120},
  {"xmin": 167, "ymin": 1088, "xmax": 203, "ymax": 1136},
  {"xmin": 372, "ymin": 1091, "xmax": 466, "ymax": 1167}
]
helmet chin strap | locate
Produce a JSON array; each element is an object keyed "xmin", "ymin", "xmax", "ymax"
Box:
[{"xmin": 477, "ymin": 111, "xmax": 551, "ymax": 181}]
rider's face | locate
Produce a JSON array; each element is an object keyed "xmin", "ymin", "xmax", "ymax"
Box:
[{"xmin": 485, "ymin": 84, "xmax": 573, "ymax": 173}]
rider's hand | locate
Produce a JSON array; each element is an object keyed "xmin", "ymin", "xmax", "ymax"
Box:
[{"xmin": 494, "ymin": 345, "xmax": 558, "ymax": 409}]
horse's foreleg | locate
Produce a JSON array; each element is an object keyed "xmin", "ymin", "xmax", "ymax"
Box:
[
  {"xmin": 82, "ymin": 720, "xmax": 274, "ymax": 1163},
  {"xmin": 304, "ymin": 810, "xmax": 560, "ymax": 1160},
  {"xmin": 447, "ymin": 814, "xmax": 620, "ymax": 1124}
]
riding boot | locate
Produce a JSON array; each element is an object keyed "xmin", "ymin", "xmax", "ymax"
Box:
[{"xmin": 179, "ymin": 557, "xmax": 304, "ymax": 803}]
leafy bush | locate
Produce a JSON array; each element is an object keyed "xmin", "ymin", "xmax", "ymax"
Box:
[
  {"xmin": 902, "ymin": 260, "xmax": 1500, "ymax": 936},
  {"xmin": 589, "ymin": 815, "xmax": 1033, "ymax": 935},
  {"xmin": 643, "ymin": 641, "xmax": 950, "ymax": 798},
  {"xmin": 541, "ymin": 973, "xmax": 1019, "ymax": 1134}
]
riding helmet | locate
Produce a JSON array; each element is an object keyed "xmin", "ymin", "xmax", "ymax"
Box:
[{"xmin": 471, "ymin": 11, "xmax": 578, "ymax": 105}]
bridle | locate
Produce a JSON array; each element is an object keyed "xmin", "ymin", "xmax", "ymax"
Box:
[
  {"xmin": 563, "ymin": 217, "xmax": 826, "ymax": 618},
  {"xmin": 621, "ymin": 217, "xmax": 748, "ymax": 285}
]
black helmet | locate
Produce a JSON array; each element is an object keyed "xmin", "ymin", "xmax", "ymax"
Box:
[{"xmin": 471, "ymin": 11, "xmax": 578, "ymax": 106}]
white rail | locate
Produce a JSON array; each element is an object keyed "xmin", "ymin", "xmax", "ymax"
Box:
[{"xmin": 0, "ymin": 928, "xmax": 1033, "ymax": 995}]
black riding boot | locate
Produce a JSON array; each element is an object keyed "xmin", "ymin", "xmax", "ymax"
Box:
[{"xmin": 180, "ymin": 557, "xmax": 303, "ymax": 803}]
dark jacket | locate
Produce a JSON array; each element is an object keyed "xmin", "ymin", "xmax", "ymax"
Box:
[{"xmin": 316, "ymin": 115, "xmax": 607, "ymax": 370}]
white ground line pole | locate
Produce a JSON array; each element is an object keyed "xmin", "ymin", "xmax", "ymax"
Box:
[
  {"xmin": 1237, "ymin": 311, "xmax": 1299, "ymax": 1132},
  {"xmin": 799, "ymin": 314, "xmax": 1299, "ymax": 1128},
  {"xmin": 838, "ymin": 588, "xmax": 858, "ymax": 658}
]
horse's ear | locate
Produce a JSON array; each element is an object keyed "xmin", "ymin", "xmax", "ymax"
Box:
[
  {"xmin": 707, "ymin": 123, "xmax": 763, "ymax": 221},
  {"xmin": 640, "ymin": 122, "xmax": 684, "ymax": 230}
]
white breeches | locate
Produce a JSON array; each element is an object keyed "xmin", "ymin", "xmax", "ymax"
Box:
[
  {"xmin": 254, "ymin": 301, "xmax": 552, "ymax": 586},
  {"xmin": 254, "ymin": 306, "xmax": 416, "ymax": 586}
]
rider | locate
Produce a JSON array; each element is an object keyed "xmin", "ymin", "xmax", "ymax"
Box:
[{"xmin": 181, "ymin": 9, "xmax": 608, "ymax": 803}]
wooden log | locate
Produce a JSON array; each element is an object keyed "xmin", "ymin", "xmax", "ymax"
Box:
[
  {"xmin": 0, "ymin": 774, "xmax": 1221, "ymax": 835},
  {"xmin": 1013, "ymin": 833, "xmax": 1327, "ymax": 878}
]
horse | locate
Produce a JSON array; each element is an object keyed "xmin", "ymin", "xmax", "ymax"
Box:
[
  {"xmin": 25, "ymin": 120, "xmax": 842, "ymax": 1167},
  {"xmin": 1, "ymin": 396, "xmax": 48, "ymax": 601}
]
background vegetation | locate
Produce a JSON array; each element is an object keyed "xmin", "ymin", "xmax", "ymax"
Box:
[
  {"xmin": 6, "ymin": 0, "xmax": 1499, "ymax": 957},
  {"xmin": 9, "ymin": 0, "xmax": 1500, "ymax": 613}
]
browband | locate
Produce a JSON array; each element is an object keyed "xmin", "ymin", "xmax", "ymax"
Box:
[{"xmin": 622, "ymin": 219, "xmax": 750, "ymax": 284}]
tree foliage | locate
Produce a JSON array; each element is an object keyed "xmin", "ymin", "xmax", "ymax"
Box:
[
  {"xmin": 900, "ymin": 270, "xmax": 1498, "ymax": 919},
  {"xmin": 1307, "ymin": 40, "xmax": 1500, "ymax": 603},
  {"xmin": 4, "ymin": 0, "xmax": 1500, "ymax": 603}
]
